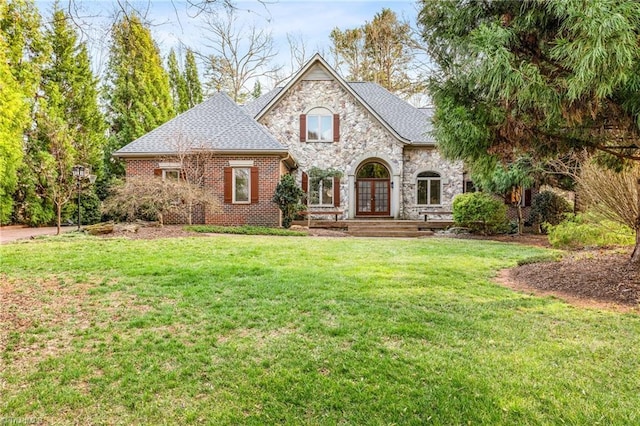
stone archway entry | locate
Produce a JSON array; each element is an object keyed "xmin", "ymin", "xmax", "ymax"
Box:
[{"xmin": 356, "ymin": 162, "xmax": 391, "ymax": 216}]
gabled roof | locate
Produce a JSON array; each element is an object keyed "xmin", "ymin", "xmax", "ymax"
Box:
[
  {"xmin": 348, "ymin": 82, "xmax": 434, "ymax": 144},
  {"xmin": 114, "ymin": 92, "xmax": 287, "ymax": 157},
  {"xmin": 247, "ymin": 53, "xmax": 434, "ymax": 145}
]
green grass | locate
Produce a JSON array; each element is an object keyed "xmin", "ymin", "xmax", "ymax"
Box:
[
  {"xmin": 184, "ymin": 224, "xmax": 307, "ymax": 236},
  {"xmin": 1, "ymin": 235, "xmax": 639, "ymax": 424}
]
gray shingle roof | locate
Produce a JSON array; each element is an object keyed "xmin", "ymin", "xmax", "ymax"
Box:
[
  {"xmin": 242, "ymin": 88, "xmax": 282, "ymax": 117},
  {"xmin": 245, "ymin": 81, "xmax": 434, "ymax": 145},
  {"xmin": 348, "ymin": 82, "xmax": 434, "ymax": 144},
  {"xmin": 114, "ymin": 92, "xmax": 286, "ymax": 156}
]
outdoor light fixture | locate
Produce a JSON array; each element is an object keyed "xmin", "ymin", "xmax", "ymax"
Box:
[{"xmin": 72, "ymin": 165, "xmax": 96, "ymax": 231}]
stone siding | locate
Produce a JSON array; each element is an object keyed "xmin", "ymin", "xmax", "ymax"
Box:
[
  {"xmin": 402, "ymin": 147, "xmax": 464, "ymax": 220},
  {"xmin": 260, "ymin": 79, "xmax": 463, "ymax": 219},
  {"xmin": 260, "ymin": 80, "xmax": 405, "ymax": 218}
]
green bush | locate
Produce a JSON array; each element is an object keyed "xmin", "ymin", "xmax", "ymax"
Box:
[
  {"xmin": 64, "ymin": 190, "xmax": 102, "ymax": 225},
  {"xmin": 272, "ymin": 174, "xmax": 304, "ymax": 229},
  {"xmin": 546, "ymin": 213, "xmax": 635, "ymax": 249},
  {"xmin": 452, "ymin": 192, "xmax": 508, "ymax": 234},
  {"xmin": 528, "ymin": 190, "xmax": 572, "ymax": 232}
]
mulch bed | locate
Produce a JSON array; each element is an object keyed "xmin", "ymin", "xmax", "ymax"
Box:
[{"xmin": 504, "ymin": 250, "xmax": 640, "ymax": 311}]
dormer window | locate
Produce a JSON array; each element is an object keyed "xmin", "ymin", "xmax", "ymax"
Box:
[{"xmin": 299, "ymin": 108, "xmax": 340, "ymax": 142}]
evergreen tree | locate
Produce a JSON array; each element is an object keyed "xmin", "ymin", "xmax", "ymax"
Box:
[
  {"xmin": 168, "ymin": 48, "xmax": 189, "ymax": 113},
  {"xmin": 45, "ymin": 6, "xmax": 106, "ymax": 171},
  {"xmin": 419, "ymin": 0, "xmax": 640, "ymax": 263},
  {"xmin": 184, "ymin": 49, "xmax": 203, "ymax": 108},
  {"xmin": 104, "ymin": 14, "xmax": 174, "ymax": 176},
  {"xmin": 0, "ymin": 31, "xmax": 28, "ymax": 224},
  {"xmin": 251, "ymin": 80, "xmax": 262, "ymax": 100},
  {"xmin": 38, "ymin": 5, "xmax": 106, "ymax": 228},
  {"xmin": 1, "ymin": 0, "xmax": 52, "ymax": 225}
]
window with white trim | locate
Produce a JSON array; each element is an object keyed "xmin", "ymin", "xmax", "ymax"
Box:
[
  {"xmin": 307, "ymin": 107, "xmax": 333, "ymax": 142},
  {"xmin": 233, "ymin": 167, "xmax": 250, "ymax": 203},
  {"xmin": 309, "ymin": 176, "xmax": 334, "ymax": 206},
  {"xmin": 417, "ymin": 171, "xmax": 441, "ymax": 205},
  {"xmin": 163, "ymin": 169, "xmax": 180, "ymax": 180}
]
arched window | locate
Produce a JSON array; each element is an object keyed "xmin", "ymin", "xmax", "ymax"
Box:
[
  {"xmin": 300, "ymin": 107, "xmax": 339, "ymax": 142},
  {"xmin": 357, "ymin": 162, "xmax": 390, "ymax": 178},
  {"xmin": 417, "ymin": 171, "xmax": 441, "ymax": 205}
]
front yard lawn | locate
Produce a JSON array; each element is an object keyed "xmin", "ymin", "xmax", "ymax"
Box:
[{"xmin": 1, "ymin": 235, "xmax": 639, "ymax": 424}]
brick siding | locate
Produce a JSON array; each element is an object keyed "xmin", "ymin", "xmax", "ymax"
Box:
[{"xmin": 124, "ymin": 156, "xmax": 282, "ymax": 227}]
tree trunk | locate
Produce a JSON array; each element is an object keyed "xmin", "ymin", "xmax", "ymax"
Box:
[
  {"xmin": 517, "ymin": 204, "xmax": 523, "ymax": 235},
  {"xmin": 631, "ymin": 179, "xmax": 640, "ymax": 266},
  {"xmin": 56, "ymin": 203, "xmax": 62, "ymax": 235},
  {"xmin": 630, "ymin": 227, "xmax": 640, "ymax": 266}
]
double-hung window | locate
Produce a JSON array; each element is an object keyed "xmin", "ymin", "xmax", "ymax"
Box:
[
  {"xmin": 310, "ymin": 176, "xmax": 334, "ymax": 206},
  {"xmin": 155, "ymin": 162, "xmax": 182, "ymax": 181},
  {"xmin": 224, "ymin": 162, "xmax": 259, "ymax": 205},
  {"xmin": 300, "ymin": 108, "xmax": 339, "ymax": 142},
  {"xmin": 232, "ymin": 167, "xmax": 250, "ymax": 203},
  {"xmin": 417, "ymin": 171, "xmax": 441, "ymax": 205},
  {"xmin": 307, "ymin": 114, "xmax": 333, "ymax": 142}
]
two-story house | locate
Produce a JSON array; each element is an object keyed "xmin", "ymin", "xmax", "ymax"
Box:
[{"xmin": 114, "ymin": 54, "xmax": 464, "ymax": 226}]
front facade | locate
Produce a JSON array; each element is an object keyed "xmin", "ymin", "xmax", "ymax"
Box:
[{"xmin": 114, "ymin": 54, "xmax": 463, "ymax": 226}]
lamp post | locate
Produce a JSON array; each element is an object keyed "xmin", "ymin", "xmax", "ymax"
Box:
[{"xmin": 72, "ymin": 165, "xmax": 97, "ymax": 231}]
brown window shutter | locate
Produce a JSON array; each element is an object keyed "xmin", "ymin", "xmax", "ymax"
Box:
[
  {"xmin": 180, "ymin": 170, "xmax": 186, "ymax": 180},
  {"xmin": 299, "ymin": 114, "xmax": 306, "ymax": 142},
  {"xmin": 250, "ymin": 167, "xmax": 259, "ymax": 203},
  {"xmin": 333, "ymin": 176, "xmax": 340, "ymax": 207},
  {"xmin": 524, "ymin": 188, "xmax": 532, "ymax": 207},
  {"xmin": 333, "ymin": 114, "xmax": 340, "ymax": 142},
  {"xmin": 223, "ymin": 167, "xmax": 232, "ymax": 204},
  {"xmin": 154, "ymin": 168, "xmax": 162, "ymax": 177},
  {"xmin": 302, "ymin": 172, "xmax": 308, "ymax": 193}
]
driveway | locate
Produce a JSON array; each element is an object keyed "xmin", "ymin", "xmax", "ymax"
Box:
[{"xmin": 0, "ymin": 225, "xmax": 77, "ymax": 244}]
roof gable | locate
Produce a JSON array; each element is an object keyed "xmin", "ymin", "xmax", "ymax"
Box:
[
  {"xmin": 114, "ymin": 92, "xmax": 286, "ymax": 157},
  {"xmin": 252, "ymin": 53, "xmax": 433, "ymax": 145}
]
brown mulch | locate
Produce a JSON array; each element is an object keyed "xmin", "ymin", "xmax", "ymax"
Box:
[
  {"xmin": 499, "ymin": 250, "xmax": 640, "ymax": 312},
  {"xmin": 95, "ymin": 225, "xmax": 639, "ymax": 312}
]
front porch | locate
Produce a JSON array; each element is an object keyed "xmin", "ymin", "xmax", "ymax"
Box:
[{"xmin": 292, "ymin": 218, "xmax": 454, "ymax": 237}]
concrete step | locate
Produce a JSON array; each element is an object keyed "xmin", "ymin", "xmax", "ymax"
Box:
[{"xmin": 347, "ymin": 221, "xmax": 434, "ymax": 238}]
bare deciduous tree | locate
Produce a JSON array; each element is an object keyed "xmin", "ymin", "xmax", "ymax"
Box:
[
  {"xmin": 201, "ymin": 6, "xmax": 281, "ymax": 102},
  {"xmin": 103, "ymin": 174, "xmax": 219, "ymax": 226},
  {"xmin": 577, "ymin": 161, "xmax": 640, "ymax": 264},
  {"xmin": 162, "ymin": 135, "xmax": 220, "ymax": 225}
]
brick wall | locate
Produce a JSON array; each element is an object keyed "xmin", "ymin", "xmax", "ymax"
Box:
[{"xmin": 124, "ymin": 155, "xmax": 283, "ymax": 227}]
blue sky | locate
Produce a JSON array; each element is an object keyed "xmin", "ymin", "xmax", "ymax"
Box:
[{"xmin": 37, "ymin": 0, "xmax": 421, "ymax": 88}]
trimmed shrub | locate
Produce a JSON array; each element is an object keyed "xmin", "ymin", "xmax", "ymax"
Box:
[
  {"xmin": 272, "ymin": 174, "xmax": 304, "ymax": 229},
  {"xmin": 528, "ymin": 190, "xmax": 572, "ymax": 232},
  {"xmin": 452, "ymin": 192, "xmax": 508, "ymax": 234},
  {"xmin": 546, "ymin": 213, "xmax": 634, "ymax": 249}
]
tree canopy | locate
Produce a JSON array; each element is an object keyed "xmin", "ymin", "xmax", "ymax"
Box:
[
  {"xmin": 104, "ymin": 13, "xmax": 174, "ymax": 175},
  {"xmin": 419, "ymin": 0, "xmax": 640, "ymax": 172},
  {"xmin": 331, "ymin": 8, "xmax": 425, "ymax": 98}
]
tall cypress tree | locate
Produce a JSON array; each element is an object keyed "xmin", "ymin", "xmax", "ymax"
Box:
[
  {"xmin": 184, "ymin": 48, "xmax": 203, "ymax": 108},
  {"xmin": 38, "ymin": 5, "xmax": 106, "ymax": 227},
  {"xmin": 104, "ymin": 14, "xmax": 174, "ymax": 176},
  {"xmin": 0, "ymin": 31, "xmax": 28, "ymax": 224},
  {"xmin": 168, "ymin": 48, "xmax": 189, "ymax": 113},
  {"xmin": 1, "ymin": 0, "xmax": 53, "ymax": 225}
]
